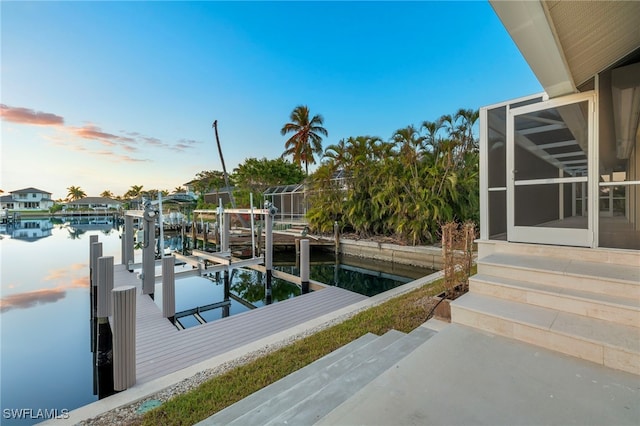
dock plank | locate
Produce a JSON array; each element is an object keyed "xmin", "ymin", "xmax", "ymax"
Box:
[{"xmin": 111, "ymin": 263, "xmax": 367, "ymax": 384}]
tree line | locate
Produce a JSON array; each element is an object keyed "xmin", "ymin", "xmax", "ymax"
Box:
[
  {"xmin": 304, "ymin": 107, "xmax": 479, "ymax": 245},
  {"xmin": 63, "ymin": 104, "xmax": 478, "ymax": 246}
]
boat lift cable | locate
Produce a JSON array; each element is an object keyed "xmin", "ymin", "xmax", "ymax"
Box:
[{"xmin": 212, "ymin": 120, "xmax": 248, "ymax": 228}]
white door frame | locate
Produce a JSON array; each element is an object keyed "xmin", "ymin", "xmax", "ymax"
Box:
[{"xmin": 506, "ymin": 92, "xmax": 597, "ymax": 247}]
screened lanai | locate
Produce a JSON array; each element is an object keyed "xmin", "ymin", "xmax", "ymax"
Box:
[{"xmin": 263, "ymin": 183, "xmax": 307, "ymax": 223}]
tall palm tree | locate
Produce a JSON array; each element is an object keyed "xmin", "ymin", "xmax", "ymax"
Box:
[
  {"xmin": 281, "ymin": 105, "xmax": 328, "ymax": 175},
  {"xmin": 66, "ymin": 186, "xmax": 86, "ymax": 201}
]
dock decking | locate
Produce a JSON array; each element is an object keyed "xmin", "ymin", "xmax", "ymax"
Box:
[{"xmin": 112, "ymin": 264, "xmax": 367, "ymax": 384}]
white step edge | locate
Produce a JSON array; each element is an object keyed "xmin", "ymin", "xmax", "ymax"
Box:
[
  {"xmin": 478, "ymin": 253, "xmax": 640, "ymax": 299},
  {"xmin": 451, "ymin": 293, "xmax": 640, "ymax": 375},
  {"xmin": 470, "ymin": 273, "xmax": 640, "ymax": 328},
  {"xmin": 477, "ymin": 240, "xmax": 640, "ymax": 267}
]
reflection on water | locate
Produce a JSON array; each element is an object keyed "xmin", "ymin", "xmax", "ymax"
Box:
[
  {"xmin": 1, "ymin": 217, "xmax": 122, "ymax": 425},
  {"xmin": 1, "ymin": 219, "xmax": 435, "ymax": 422}
]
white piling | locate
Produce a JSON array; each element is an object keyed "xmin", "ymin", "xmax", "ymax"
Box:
[
  {"xmin": 142, "ymin": 210, "xmax": 156, "ymax": 296},
  {"xmin": 250, "ymin": 193, "xmax": 256, "ymax": 258},
  {"xmin": 222, "ymin": 212, "xmax": 230, "ymax": 253},
  {"xmin": 159, "ymin": 193, "xmax": 165, "ymax": 256},
  {"xmin": 124, "ymin": 215, "xmax": 135, "ymax": 270},
  {"xmin": 300, "ymin": 239, "xmax": 310, "ymax": 294},
  {"xmin": 112, "ymin": 285, "xmax": 136, "ymax": 391},
  {"xmin": 265, "ymin": 211, "xmax": 273, "ymax": 304},
  {"xmin": 97, "ymin": 256, "xmax": 114, "ymax": 318},
  {"xmin": 90, "ymin": 241, "xmax": 103, "ymax": 288},
  {"xmin": 162, "ymin": 255, "xmax": 176, "ymax": 322}
]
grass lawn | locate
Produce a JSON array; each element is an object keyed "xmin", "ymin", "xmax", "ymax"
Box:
[{"xmin": 136, "ymin": 274, "xmax": 453, "ymax": 426}]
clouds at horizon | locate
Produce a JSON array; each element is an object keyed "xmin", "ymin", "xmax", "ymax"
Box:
[{"xmin": 1, "ymin": 103, "xmax": 204, "ymax": 161}]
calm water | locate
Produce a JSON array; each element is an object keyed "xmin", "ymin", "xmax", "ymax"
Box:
[{"xmin": 0, "ymin": 217, "xmax": 433, "ymax": 424}]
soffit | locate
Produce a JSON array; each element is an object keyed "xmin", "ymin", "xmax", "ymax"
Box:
[{"xmin": 544, "ymin": 1, "xmax": 640, "ymax": 88}]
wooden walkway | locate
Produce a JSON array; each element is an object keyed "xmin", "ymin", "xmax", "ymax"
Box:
[{"xmin": 112, "ymin": 264, "xmax": 367, "ymax": 384}]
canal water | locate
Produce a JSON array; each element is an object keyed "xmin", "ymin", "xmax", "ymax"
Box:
[{"xmin": 0, "ymin": 217, "xmax": 435, "ymax": 424}]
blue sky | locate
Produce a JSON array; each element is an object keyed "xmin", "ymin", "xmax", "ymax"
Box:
[{"xmin": 1, "ymin": 1, "xmax": 542, "ymax": 200}]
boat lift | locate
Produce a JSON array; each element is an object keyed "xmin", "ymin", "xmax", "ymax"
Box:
[{"xmin": 121, "ymin": 196, "xmax": 281, "ymax": 310}]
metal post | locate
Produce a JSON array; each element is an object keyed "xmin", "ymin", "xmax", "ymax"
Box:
[
  {"xmin": 300, "ymin": 239, "xmax": 310, "ymax": 294},
  {"xmin": 112, "ymin": 285, "xmax": 136, "ymax": 391},
  {"xmin": 142, "ymin": 207, "xmax": 156, "ymax": 297},
  {"xmin": 222, "ymin": 212, "xmax": 230, "ymax": 253},
  {"xmin": 159, "ymin": 193, "xmax": 165, "ymax": 256},
  {"xmin": 162, "ymin": 255, "xmax": 176, "ymax": 323},
  {"xmin": 124, "ymin": 215, "xmax": 134, "ymax": 271},
  {"xmin": 250, "ymin": 193, "xmax": 256, "ymax": 258},
  {"xmin": 120, "ymin": 224, "xmax": 126, "ymax": 265},
  {"xmin": 265, "ymin": 211, "xmax": 273, "ymax": 305},
  {"xmin": 218, "ymin": 199, "xmax": 224, "ymax": 250}
]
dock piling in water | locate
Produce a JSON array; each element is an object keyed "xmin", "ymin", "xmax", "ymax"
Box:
[
  {"xmin": 142, "ymin": 208, "xmax": 156, "ymax": 298},
  {"xmin": 97, "ymin": 256, "xmax": 114, "ymax": 317},
  {"xmin": 96, "ymin": 255, "xmax": 115, "ymax": 398},
  {"xmin": 124, "ymin": 215, "xmax": 134, "ymax": 270},
  {"xmin": 300, "ymin": 239, "xmax": 310, "ymax": 294},
  {"xmin": 112, "ymin": 285, "xmax": 136, "ymax": 391},
  {"xmin": 265, "ymin": 210, "xmax": 273, "ymax": 305},
  {"xmin": 162, "ymin": 255, "xmax": 176, "ymax": 323}
]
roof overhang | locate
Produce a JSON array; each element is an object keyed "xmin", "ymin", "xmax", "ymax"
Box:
[{"xmin": 490, "ymin": 1, "xmax": 640, "ymax": 98}]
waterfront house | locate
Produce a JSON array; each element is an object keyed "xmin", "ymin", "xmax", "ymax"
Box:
[
  {"xmin": 64, "ymin": 196, "xmax": 122, "ymax": 213},
  {"xmin": 450, "ymin": 1, "xmax": 640, "ymax": 374},
  {"xmin": 0, "ymin": 187, "xmax": 54, "ymax": 211}
]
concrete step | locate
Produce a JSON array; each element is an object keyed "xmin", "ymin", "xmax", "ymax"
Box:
[
  {"xmin": 451, "ymin": 293, "xmax": 640, "ymax": 375},
  {"xmin": 225, "ymin": 330, "xmax": 409, "ymax": 426},
  {"xmin": 197, "ymin": 332, "xmax": 384, "ymax": 426},
  {"xmin": 479, "ymin": 240, "xmax": 640, "ymax": 267},
  {"xmin": 263, "ymin": 327, "xmax": 437, "ymax": 425},
  {"xmin": 470, "ymin": 273, "xmax": 640, "ymax": 328},
  {"xmin": 197, "ymin": 328, "xmax": 437, "ymax": 426},
  {"xmin": 315, "ymin": 324, "xmax": 640, "ymax": 426},
  {"xmin": 478, "ymin": 253, "xmax": 640, "ymax": 299}
]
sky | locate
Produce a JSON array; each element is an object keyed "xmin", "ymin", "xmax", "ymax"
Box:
[{"xmin": 0, "ymin": 1, "xmax": 542, "ymax": 201}]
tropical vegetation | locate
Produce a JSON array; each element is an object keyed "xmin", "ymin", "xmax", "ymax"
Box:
[{"xmin": 307, "ymin": 108, "xmax": 479, "ymax": 245}]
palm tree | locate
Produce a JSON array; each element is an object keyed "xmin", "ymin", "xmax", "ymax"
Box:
[
  {"xmin": 323, "ymin": 138, "xmax": 350, "ymax": 169},
  {"xmin": 421, "ymin": 119, "xmax": 444, "ymax": 157},
  {"xmin": 392, "ymin": 125, "xmax": 424, "ymax": 164},
  {"xmin": 173, "ymin": 186, "xmax": 184, "ymax": 194},
  {"xmin": 101, "ymin": 190, "xmax": 114, "ymax": 198},
  {"xmin": 124, "ymin": 185, "xmax": 144, "ymax": 200},
  {"xmin": 454, "ymin": 108, "xmax": 479, "ymax": 152},
  {"xmin": 66, "ymin": 186, "xmax": 86, "ymax": 201},
  {"xmin": 281, "ymin": 105, "xmax": 328, "ymax": 175}
]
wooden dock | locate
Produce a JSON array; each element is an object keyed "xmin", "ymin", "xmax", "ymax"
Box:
[{"xmin": 111, "ymin": 264, "xmax": 367, "ymax": 384}]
